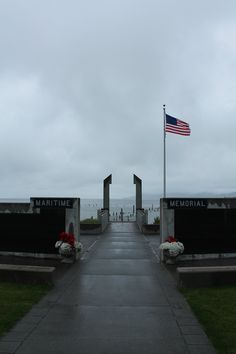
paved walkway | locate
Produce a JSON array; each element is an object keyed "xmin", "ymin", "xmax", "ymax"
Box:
[{"xmin": 0, "ymin": 223, "xmax": 216, "ymax": 354}]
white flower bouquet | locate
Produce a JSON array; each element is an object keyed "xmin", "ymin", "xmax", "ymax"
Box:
[
  {"xmin": 55, "ymin": 232, "xmax": 83, "ymax": 258},
  {"xmin": 159, "ymin": 236, "xmax": 184, "ymax": 258},
  {"xmin": 55, "ymin": 241, "xmax": 73, "ymax": 257}
]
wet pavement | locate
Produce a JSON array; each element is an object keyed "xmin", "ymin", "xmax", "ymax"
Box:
[{"xmin": 0, "ymin": 223, "xmax": 216, "ymax": 354}]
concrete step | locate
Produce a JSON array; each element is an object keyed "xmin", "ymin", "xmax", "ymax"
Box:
[
  {"xmin": 177, "ymin": 265, "xmax": 236, "ymax": 287},
  {"xmin": 0, "ymin": 264, "xmax": 55, "ymax": 285}
]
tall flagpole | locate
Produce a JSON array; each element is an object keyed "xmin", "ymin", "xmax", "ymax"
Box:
[{"xmin": 163, "ymin": 104, "xmax": 166, "ymax": 198}]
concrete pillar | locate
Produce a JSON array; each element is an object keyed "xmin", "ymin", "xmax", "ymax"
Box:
[
  {"xmin": 133, "ymin": 174, "xmax": 142, "ymax": 210},
  {"xmin": 160, "ymin": 198, "xmax": 175, "ymax": 243},
  {"xmin": 65, "ymin": 198, "xmax": 80, "ymax": 241},
  {"xmin": 103, "ymin": 174, "xmax": 112, "ymax": 211}
]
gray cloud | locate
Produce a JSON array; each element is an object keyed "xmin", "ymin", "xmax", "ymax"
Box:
[{"xmin": 0, "ymin": 0, "xmax": 236, "ymax": 198}]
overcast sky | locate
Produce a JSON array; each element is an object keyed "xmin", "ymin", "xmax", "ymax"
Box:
[{"xmin": 0, "ymin": 0, "xmax": 236, "ymax": 199}]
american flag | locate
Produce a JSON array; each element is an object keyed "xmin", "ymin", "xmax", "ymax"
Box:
[{"xmin": 165, "ymin": 114, "xmax": 191, "ymax": 136}]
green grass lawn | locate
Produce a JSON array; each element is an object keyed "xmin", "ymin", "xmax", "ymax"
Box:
[
  {"xmin": 0, "ymin": 282, "xmax": 50, "ymax": 336},
  {"xmin": 182, "ymin": 287, "xmax": 236, "ymax": 354}
]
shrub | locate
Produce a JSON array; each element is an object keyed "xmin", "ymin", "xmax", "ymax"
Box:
[
  {"xmin": 80, "ymin": 218, "xmax": 99, "ymax": 224},
  {"xmin": 153, "ymin": 216, "xmax": 160, "ymax": 225}
]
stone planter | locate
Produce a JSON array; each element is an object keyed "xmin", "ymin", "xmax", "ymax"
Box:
[
  {"xmin": 163, "ymin": 250, "xmax": 178, "ymax": 264},
  {"xmin": 60, "ymin": 250, "xmax": 75, "ymax": 263},
  {"xmin": 60, "ymin": 249, "xmax": 82, "ymax": 263}
]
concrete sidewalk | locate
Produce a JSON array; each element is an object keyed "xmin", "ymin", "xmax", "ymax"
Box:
[{"xmin": 0, "ymin": 223, "xmax": 216, "ymax": 354}]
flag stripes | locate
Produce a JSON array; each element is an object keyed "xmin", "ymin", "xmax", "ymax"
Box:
[{"xmin": 165, "ymin": 114, "xmax": 191, "ymax": 136}]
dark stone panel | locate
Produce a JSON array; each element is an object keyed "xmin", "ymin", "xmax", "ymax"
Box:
[
  {"xmin": 0, "ymin": 210, "xmax": 65, "ymax": 254},
  {"xmin": 175, "ymin": 209, "xmax": 236, "ymax": 254}
]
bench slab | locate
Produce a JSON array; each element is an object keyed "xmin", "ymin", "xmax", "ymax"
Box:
[
  {"xmin": 177, "ymin": 265, "xmax": 236, "ymax": 288},
  {"xmin": 0, "ymin": 264, "xmax": 55, "ymax": 285}
]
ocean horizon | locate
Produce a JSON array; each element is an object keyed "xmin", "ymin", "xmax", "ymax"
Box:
[
  {"xmin": 80, "ymin": 198, "xmax": 159, "ymax": 223},
  {"xmin": 0, "ymin": 198, "xmax": 160, "ymax": 224}
]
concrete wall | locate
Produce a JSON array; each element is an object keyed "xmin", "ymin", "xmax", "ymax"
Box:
[
  {"xmin": 98, "ymin": 209, "xmax": 109, "ymax": 232},
  {"xmin": 161, "ymin": 197, "xmax": 236, "ymax": 258},
  {"xmin": 80, "ymin": 209, "xmax": 109, "ymax": 235},
  {"xmin": 160, "ymin": 199, "xmax": 174, "ymax": 243},
  {"xmin": 136, "ymin": 209, "xmax": 148, "ymax": 231}
]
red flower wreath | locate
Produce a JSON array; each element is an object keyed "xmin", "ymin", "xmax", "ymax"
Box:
[
  {"xmin": 59, "ymin": 232, "xmax": 76, "ymax": 247},
  {"xmin": 166, "ymin": 235, "xmax": 177, "ymax": 243}
]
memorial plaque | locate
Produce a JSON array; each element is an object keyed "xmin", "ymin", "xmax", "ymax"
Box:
[
  {"xmin": 31, "ymin": 198, "xmax": 74, "ymax": 209},
  {"xmin": 167, "ymin": 198, "xmax": 208, "ymax": 209}
]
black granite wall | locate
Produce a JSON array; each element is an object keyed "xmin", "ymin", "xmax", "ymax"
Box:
[
  {"xmin": 0, "ymin": 209, "xmax": 65, "ymax": 254},
  {"xmin": 175, "ymin": 209, "xmax": 236, "ymax": 254}
]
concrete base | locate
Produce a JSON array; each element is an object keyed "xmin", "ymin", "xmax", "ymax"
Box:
[
  {"xmin": 0, "ymin": 251, "xmax": 58, "ymax": 259},
  {"xmin": 142, "ymin": 224, "xmax": 160, "ymax": 234},
  {"xmin": 178, "ymin": 252, "xmax": 236, "ymax": 261},
  {"xmin": 80, "ymin": 224, "xmax": 102, "ymax": 234},
  {"xmin": 177, "ymin": 265, "xmax": 236, "ymax": 288},
  {"xmin": 0, "ymin": 264, "xmax": 55, "ymax": 285}
]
